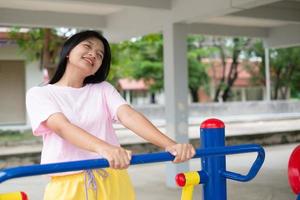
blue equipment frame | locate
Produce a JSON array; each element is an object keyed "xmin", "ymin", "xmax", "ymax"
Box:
[{"xmin": 0, "ymin": 118, "xmax": 265, "ymax": 200}]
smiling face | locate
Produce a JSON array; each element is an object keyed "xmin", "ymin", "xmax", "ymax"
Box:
[{"xmin": 67, "ymin": 37, "xmax": 105, "ymax": 77}]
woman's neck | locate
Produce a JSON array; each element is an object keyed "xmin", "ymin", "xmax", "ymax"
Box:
[
  {"xmin": 55, "ymin": 69, "xmax": 85, "ymax": 88},
  {"xmin": 55, "ymin": 79, "xmax": 83, "ymax": 88},
  {"xmin": 55, "ymin": 73, "xmax": 84, "ymax": 88}
]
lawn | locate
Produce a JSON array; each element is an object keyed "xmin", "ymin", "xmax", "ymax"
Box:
[{"xmin": 0, "ymin": 130, "xmax": 36, "ymax": 144}]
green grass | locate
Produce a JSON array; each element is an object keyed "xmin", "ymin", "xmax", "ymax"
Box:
[{"xmin": 0, "ymin": 129, "xmax": 36, "ymax": 143}]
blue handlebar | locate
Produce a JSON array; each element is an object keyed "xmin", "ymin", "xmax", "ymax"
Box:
[
  {"xmin": 0, "ymin": 144, "xmax": 264, "ymax": 183},
  {"xmin": 222, "ymin": 146, "xmax": 265, "ymax": 181}
]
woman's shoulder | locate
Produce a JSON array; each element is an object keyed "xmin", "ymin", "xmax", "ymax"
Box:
[
  {"xmin": 26, "ymin": 85, "xmax": 50, "ymax": 98},
  {"xmin": 92, "ymin": 81, "xmax": 116, "ymax": 90}
]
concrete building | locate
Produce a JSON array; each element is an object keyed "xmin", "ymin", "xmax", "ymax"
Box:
[{"xmin": 0, "ymin": 32, "xmax": 43, "ymax": 126}]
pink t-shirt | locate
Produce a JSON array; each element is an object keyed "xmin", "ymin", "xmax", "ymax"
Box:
[{"xmin": 26, "ymin": 81, "xmax": 128, "ymax": 166}]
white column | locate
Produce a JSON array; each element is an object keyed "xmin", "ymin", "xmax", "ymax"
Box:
[
  {"xmin": 264, "ymin": 42, "xmax": 271, "ymax": 101},
  {"xmin": 163, "ymin": 23, "xmax": 189, "ymax": 187},
  {"xmin": 125, "ymin": 90, "xmax": 131, "ymax": 103},
  {"xmin": 241, "ymin": 88, "xmax": 247, "ymax": 102},
  {"xmin": 25, "ymin": 61, "xmax": 44, "ymax": 125}
]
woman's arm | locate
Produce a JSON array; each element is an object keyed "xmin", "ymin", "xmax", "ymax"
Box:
[
  {"xmin": 117, "ymin": 105, "xmax": 195, "ymax": 163},
  {"xmin": 46, "ymin": 113, "xmax": 131, "ymax": 169}
]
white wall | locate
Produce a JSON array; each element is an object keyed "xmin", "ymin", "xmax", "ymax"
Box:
[{"xmin": 0, "ymin": 44, "xmax": 43, "ymax": 126}]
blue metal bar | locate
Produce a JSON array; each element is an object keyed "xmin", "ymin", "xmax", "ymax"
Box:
[
  {"xmin": 201, "ymin": 126, "xmax": 227, "ymax": 200},
  {"xmin": 198, "ymin": 170, "xmax": 209, "ymax": 184},
  {"xmin": 0, "ymin": 144, "xmax": 264, "ymax": 184},
  {"xmin": 222, "ymin": 149, "xmax": 265, "ymax": 182}
]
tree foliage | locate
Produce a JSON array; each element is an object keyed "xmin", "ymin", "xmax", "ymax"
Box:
[
  {"xmin": 271, "ymin": 47, "xmax": 300, "ymax": 99},
  {"xmin": 111, "ymin": 34, "xmax": 163, "ymax": 92},
  {"xmin": 247, "ymin": 40, "xmax": 300, "ymax": 99},
  {"xmin": 9, "ymin": 27, "xmax": 66, "ymax": 78},
  {"xmin": 111, "ymin": 33, "xmax": 210, "ymax": 102},
  {"xmin": 209, "ymin": 37, "xmax": 254, "ymax": 102},
  {"xmin": 187, "ymin": 35, "xmax": 210, "ymax": 102},
  {"xmin": 13, "ymin": 28, "xmax": 300, "ymax": 102}
]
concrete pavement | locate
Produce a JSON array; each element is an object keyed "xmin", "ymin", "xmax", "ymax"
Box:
[{"xmin": 0, "ymin": 143, "xmax": 298, "ymax": 200}]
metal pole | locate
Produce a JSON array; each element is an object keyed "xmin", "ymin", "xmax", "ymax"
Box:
[
  {"xmin": 264, "ymin": 46, "xmax": 271, "ymax": 101},
  {"xmin": 200, "ymin": 118, "xmax": 227, "ymax": 200},
  {"xmin": 0, "ymin": 139, "xmax": 265, "ymax": 184}
]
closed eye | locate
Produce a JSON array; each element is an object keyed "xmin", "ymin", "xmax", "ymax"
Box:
[
  {"xmin": 96, "ymin": 53, "xmax": 103, "ymax": 59},
  {"xmin": 83, "ymin": 43, "xmax": 91, "ymax": 49}
]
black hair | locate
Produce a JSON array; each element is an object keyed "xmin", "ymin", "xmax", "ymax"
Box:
[{"xmin": 49, "ymin": 30, "xmax": 111, "ymax": 84}]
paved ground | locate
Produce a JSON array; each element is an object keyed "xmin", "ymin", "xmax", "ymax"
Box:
[{"xmin": 0, "ymin": 143, "xmax": 297, "ymax": 200}]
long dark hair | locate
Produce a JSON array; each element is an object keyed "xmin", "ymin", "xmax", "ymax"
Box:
[{"xmin": 49, "ymin": 30, "xmax": 111, "ymax": 84}]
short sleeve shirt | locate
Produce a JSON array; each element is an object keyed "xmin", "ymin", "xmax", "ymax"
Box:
[{"xmin": 26, "ymin": 81, "xmax": 128, "ymax": 165}]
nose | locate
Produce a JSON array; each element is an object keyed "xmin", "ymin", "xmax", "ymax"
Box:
[{"xmin": 88, "ymin": 51, "xmax": 96, "ymax": 59}]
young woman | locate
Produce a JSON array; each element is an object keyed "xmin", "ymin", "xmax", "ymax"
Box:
[{"xmin": 26, "ymin": 30, "xmax": 195, "ymax": 200}]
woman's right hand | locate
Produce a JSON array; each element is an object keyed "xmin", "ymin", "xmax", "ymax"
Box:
[{"xmin": 98, "ymin": 145, "xmax": 132, "ymax": 169}]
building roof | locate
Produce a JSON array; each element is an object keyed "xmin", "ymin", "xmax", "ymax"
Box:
[{"xmin": 118, "ymin": 78, "xmax": 149, "ymax": 91}]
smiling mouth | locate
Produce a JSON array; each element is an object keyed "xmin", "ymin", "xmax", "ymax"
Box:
[{"xmin": 83, "ymin": 57, "xmax": 94, "ymax": 66}]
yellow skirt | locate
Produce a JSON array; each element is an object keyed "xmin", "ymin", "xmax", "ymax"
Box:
[{"xmin": 44, "ymin": 168, "xmax": 135, "ymax": 200}]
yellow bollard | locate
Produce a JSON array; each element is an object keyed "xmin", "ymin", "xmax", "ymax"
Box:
[
  {"xmin": 181, "ymin": 185, "xmax": 194, "ymax": 200},
  {"xmin": 0, "ymin": 191, "xmax": 28, "ymax": 200},
  {"xmin": 176, "ymin": 171, "xmax": 200, "ymax": 200}
]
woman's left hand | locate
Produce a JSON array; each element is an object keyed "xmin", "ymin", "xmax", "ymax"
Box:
[{"xmin": 165, "ymin": 143, "xmax": 196, "ymax": 163}]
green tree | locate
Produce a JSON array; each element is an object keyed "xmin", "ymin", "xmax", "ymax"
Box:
[
  {"xmin": 187, "ymin": 35, "xmax": 210, "ymax": 102},
  {"xmin": 211, "ymin": 37, "xmax": 253, "ymax": 102},
  {"xmin": 188, "ymin": 52, "xmax": 209, "ymax": 102},
  {"xmin": 123, "ymin": 34, "xmax": 163, "ymax": 89},
  {"xmin": 9, "ymin": 28, "xmax": 128, "ymax": 85},
  {"xmin": 9, "ymin": 28, "xmax": 66, "ymax": 79},
  {"xmin": 271, "ymin": 47, "xmax": 300, "ymax": 99},
  {"xmin": 111, "ymin": 34, "xmax": 164, "ymax": 103},
  {"xmin": 109, "ymin": 43, "xmax": 135, "ymax": 85},
  {"xmin": 247, "ymin": 40, "xmax": 300, "ymax": 99},
  {"xmin": 113, "ymin": 33, "xmax": 210, "ymax": 102},
  {"xmin": 245, "ymin": 40, "xmax": 266, "ymax": 86}
]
